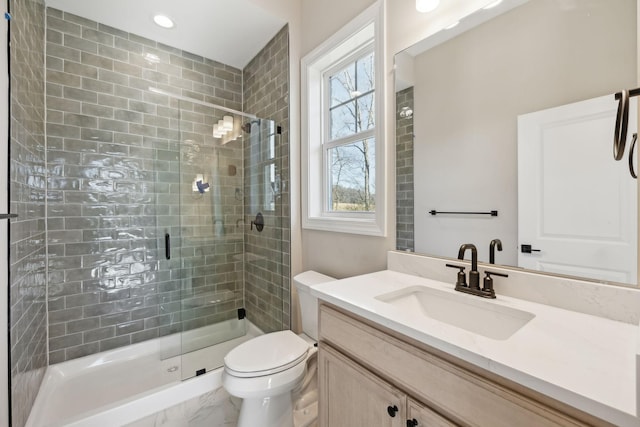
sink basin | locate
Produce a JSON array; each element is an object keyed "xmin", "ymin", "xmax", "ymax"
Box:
[{"xmin": 375, "ymin": 286, "xmax": 535, "ymax": 340}]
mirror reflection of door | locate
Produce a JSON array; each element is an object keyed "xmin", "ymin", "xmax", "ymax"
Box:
[
  {"xmin": 398, "ymin": 0, "xmax": 639, "ymax": 286},
  {"xmin": 518, "ymin": 95, "xmax": 638, "ymax": 284}
]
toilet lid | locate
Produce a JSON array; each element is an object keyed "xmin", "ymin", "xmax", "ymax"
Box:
[{"xmin": 224, "ymin": 330, "xmax": 309, "ymax": 377}]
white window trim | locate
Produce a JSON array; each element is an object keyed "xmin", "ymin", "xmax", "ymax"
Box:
[{"xmin": 301, "ymin": 2, "xmax": 386, "ymax": 236}]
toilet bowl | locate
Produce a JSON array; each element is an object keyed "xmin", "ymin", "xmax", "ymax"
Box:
[
  {"xmin": 222, "ymin": 331, "xmax": 314, "ymax": 426},
  {"xmin": 222, "ymin": 271, "xmax": 335, "ymax": 427}
]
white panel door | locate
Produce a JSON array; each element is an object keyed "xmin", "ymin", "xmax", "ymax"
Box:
[{"xmin": 518, "ymin": 95, "xmax": 637, "ymax": 284}]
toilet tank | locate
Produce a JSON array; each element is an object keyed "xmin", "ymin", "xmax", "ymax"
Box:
[{"xmin": 293, "ymin": 271, "xmax": 336, "ymax": 341}]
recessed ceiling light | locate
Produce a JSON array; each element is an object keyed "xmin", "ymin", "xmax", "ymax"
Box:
[
  {"xmin": 416, "ymin": 0, "xmax": 440, "ymax": 13},
  {"xmin": 483, "ymin": 0, "xmax": 503, "ymax": 9},
  {"xmin": 153, "ymin": 14, "xmax": 175, "ymax": 29}
]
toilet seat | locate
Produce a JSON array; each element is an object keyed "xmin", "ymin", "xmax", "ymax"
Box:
[{"xmin": 224, "ymin": 330, "xmax": 310, "ymax": 378}]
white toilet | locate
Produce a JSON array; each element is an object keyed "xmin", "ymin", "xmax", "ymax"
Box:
[{"xmin": 222, "ymin": 271, "xmax": 336, "ymax": 427}]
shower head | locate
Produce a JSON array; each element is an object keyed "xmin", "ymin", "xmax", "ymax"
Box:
[{"xmin": 241, "ymin": 122, "xmax": 252, "ymax": 133}]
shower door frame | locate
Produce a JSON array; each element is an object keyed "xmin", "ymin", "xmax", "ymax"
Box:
[{"xmin": 0, "ymin": 5, "xmax": 9, "ymax": 426}]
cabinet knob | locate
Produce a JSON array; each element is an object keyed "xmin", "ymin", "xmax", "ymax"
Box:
[
  {"xmin": 387, "ymin": 405, "xmax": 399, "ymax": 417},
  {"xmin": 406, "ymin": 419, "xmax": 418, "ymax": 427}
]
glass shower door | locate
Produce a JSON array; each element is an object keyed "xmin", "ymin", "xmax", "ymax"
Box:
[
  {"xmin": 177, "ymin": 99, "xmax": 248, "ymax": 379},
  {"xmin": 155, "ymin": 94, "xmax": 286, "ymax": 380},
  {"xmin": 243, "ymin": 118, "xmax": 285, "ymax": 334},
  {"xmin": 153, "ymin": 94, "xmax": 184, "ymax": 373}
]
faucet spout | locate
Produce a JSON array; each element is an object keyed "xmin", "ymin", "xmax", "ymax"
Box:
[
  {"xmin": 457, "ymin": 243, "xmax": 478, "ymax": 271},
  {"xmin": 458, "ymin": 244, "xmax": 479, "ymax": 289},
  {"xmin": 489, "ymin": 239, "xmax": 503, "ymax": 264}
]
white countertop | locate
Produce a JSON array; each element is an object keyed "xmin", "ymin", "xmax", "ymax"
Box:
[{"xmin": 311, "ymin": 270, "xmax": 640, "ymax": 426}]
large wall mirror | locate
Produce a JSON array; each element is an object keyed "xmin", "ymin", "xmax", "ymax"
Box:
[{"xmin": 395, "ymin": 0, "xmax": 639, "ymax": 287}]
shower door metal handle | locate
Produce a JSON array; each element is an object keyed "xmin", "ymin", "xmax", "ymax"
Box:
[{"xmin": 165, "ymin": 233, "xmax": 171, "ymax": 260}]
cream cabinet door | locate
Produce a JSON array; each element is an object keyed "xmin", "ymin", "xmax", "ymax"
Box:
[
  {"xmin": 319, "ymin": 344, "xmax": 406, "ymax": 427},
  {"xmin": 407, "ymin": 398, "xmax": 458, "ymax": 427}
]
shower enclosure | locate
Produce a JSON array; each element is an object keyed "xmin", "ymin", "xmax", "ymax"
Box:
[
  {"xmin": 19, "ymin": 89, "xmax": 288, "ymax": 426},
  {"xmin": 8, "ymin": 3, "xmax": 291, "ymax": 424},
  {"xmin": 153, "ymin": 93, "xmax": 285, "ymax": 379}
]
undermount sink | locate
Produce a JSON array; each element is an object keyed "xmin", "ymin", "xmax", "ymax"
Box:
[{"xmin": 375, "ymin": 286, "xmax": 535, "ymax": 340}]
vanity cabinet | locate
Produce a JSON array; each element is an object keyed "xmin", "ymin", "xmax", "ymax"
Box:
[
  {"xmin": 317, "ymin": 303, "xmax": 612, "ymax": 427},
  {"xmin": 407, "ymin": 399, "xmax": 457, "ymax": 427},
  {"xmin": 320, "ymin": 343, "xmax": 455, "ymax": 426}
]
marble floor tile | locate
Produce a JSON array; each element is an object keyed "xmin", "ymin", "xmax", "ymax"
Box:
[{"xmin": 125, "ymin": 386, "xmax": 241, "ymax": 427}]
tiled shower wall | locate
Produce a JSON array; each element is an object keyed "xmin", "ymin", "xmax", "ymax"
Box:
[
  {"xmin": 396, "ymin": 87, "xmax": 414, "ymax": 252},
  {"xmin": 9, "ymin": 0, "xmax": 47, "ymax": 425},
  {"xmin": 243, "ymin": 25, "xmax": 291, "ymax": 332},
  {"xmin": 45, "ymin": 8, "xmax": 245, "ymax": 363}
]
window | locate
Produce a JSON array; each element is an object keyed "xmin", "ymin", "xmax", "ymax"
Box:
[
  {"xmin": 326, "ymin": 50, "xmax": 376, "ymax": 213},
  {"xmin": 302, "ymin": 3, "xmax": 385, "ymax": 236}
]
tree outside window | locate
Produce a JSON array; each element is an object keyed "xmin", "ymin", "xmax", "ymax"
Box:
[{"xmin": 326, "ymin": 51, "xmax": 375, "ymax": 212}]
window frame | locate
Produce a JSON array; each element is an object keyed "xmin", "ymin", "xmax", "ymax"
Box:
[{"xmin": 301, "ymin": 2, "xmax": 386, "ymax": 236}]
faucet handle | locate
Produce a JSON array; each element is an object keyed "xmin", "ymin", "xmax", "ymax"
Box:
[
  {"xmin": 446, "ymin": 263, "xmax": 467, "ymax": 288},
  {"xmin": 484, "ymin": 270, "xmax": 508, "ymax": 279},
  {"xmin": 482, "ymin": 270, "xmax": 508, "ymax": 295}
]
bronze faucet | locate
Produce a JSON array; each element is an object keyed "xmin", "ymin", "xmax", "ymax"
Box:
[
  {"xmin": 445, "ymin": 243, "xmax": 507, "ymax": 299},
  {"xmin": 457, "ymin": 243, "xmax": 480, "ymax": 290}
]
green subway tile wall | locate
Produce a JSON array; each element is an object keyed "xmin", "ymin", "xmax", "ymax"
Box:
[
  {"xmin": 396, "ymin": 87, "xmax": 414, "ymax": 252},
  {"xmin": 10, "ymin": 1, "xmax": 48, "ymax": 425}
]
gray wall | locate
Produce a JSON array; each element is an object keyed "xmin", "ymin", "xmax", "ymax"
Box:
[
  {"xmin": 45, "ymin": 8, "xmax": 245, "ymax": 363},
  {"xmin": 10, "ymin": 1, "xmax": 47, "ymax": 426},
  {"xmin": 395, "ymin": 86, "xmax": 413, "ymax": 252},
  {"xmin": 243, "ymin": 25, "xmax": 291, "ymax": 332}
]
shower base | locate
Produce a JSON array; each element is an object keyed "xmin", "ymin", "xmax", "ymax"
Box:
[{"xmin": 25, "ymin": 321, "xmax": 261, "ymax": 427}]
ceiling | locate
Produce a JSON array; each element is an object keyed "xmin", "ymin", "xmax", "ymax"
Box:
[{"xmin": 45, "ymin": 0, "xmax": 287, "ymax": 69}]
